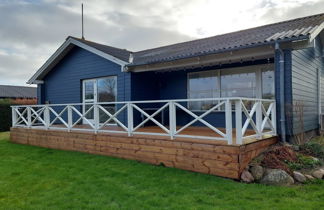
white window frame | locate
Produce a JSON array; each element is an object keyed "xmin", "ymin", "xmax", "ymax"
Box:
[{"xmin": 82, "ymin": 76, "xmax": 117, "ymax": 124}]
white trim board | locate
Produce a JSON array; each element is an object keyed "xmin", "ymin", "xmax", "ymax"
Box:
[{"xmin": 27, "ymin": 37, "xmax": 129, "ymax": 84}]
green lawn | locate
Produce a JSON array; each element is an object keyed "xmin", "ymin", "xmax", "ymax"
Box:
[{"xmin": 0, "ymin": 132, "xmax": 323, "ymax": 210}]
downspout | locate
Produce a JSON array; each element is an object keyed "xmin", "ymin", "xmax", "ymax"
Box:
[{"xmin": 275, "ymin": 42, "xmax": 286, "ymax": 143}]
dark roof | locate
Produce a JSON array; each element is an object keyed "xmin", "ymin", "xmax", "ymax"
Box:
[
  {"xmin": 131, "ymin": 13, "xmax": 324, "ymax": 65},
  {"xmin": 69, "ymin": 13, "xmax": 324, "ymax": 66},
  {"xmin": 0, "ymin": 85, "xmax": 37, "ymax": 99},
  {"xmin": 69, "ymin": 37, "xmax": 132, "ymax": 62}
]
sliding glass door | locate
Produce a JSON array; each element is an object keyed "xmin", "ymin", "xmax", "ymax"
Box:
[{"xmin": 82, "ymin": 76, "xmax": 117, "ymax": 125}]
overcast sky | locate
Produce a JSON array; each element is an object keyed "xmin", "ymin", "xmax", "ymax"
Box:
[{"xmin": 0, "ymin": 0, "xmax": 323, "ymax": 86}]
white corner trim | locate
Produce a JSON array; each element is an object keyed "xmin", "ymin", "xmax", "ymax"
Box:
[{"xmin": 27, "ymin": 37, "xmax": 129, "ymax": 84}]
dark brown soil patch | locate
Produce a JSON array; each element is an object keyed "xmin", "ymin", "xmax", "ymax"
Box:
[{"xmin": 261, "ymin": 145, "xmax": 297, "ymax": 174}]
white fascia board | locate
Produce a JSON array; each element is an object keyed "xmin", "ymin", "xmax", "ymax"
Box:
[
  {"xmin": 309, "ymin": 22, "xmax": 324, "ymax": 43},
  {"xmin": 69, "ymin": 39, "xmax": 129, "ymax": 66},
  {"xmin": 27, "ymin": 37, "xmax": 129, "ymax": 84},
  {"xmin": 27, "ymin": 40, "xmax": 72, "ymax": 84}
]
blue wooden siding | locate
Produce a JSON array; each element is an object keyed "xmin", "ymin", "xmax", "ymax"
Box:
[
  {"xmin": 41, "ymin": 46, "xmax": 131, "ymax": 123},
  {"xmin": 291, "ymin": 37, "xmax": 324, "ymax": 134}
]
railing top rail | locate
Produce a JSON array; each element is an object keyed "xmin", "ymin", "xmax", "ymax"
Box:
[{"xmin": 11, "ymin": 97, "xmax": 275, "ymax": 108}]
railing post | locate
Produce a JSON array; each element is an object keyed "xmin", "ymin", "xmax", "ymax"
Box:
[
  {"xmin": 169, "ymin": 101, "xmax": 176, "ymax": 140},
  {"xmin": 127, "ymin": 103, "xmax": 133, "ymax": 136},
  {"xmin": 256, "ymin": 100, "xmax": 262, "ymax": 139},
  {"xmin": 271, "ymin": 102, "xmax": 277, "ymax": 135},
  {"xmin": 235, "ymin": 99, "xmax": 242, "ymax": 145},
  {"xmin": 27, "ymin": 107, "xmax": 32, "ymax": 128},
  {"xmin": 94, "ymin": 104, "xmax": 99, "ymax": 134},
  {"xmin": 44, "ymin": 105, "xmax": 50, "ymax": 129},
  {"xmin": 11, "ymin": 107, "xmax": 17, "ymax": 127},
  {"xmin": 225, "ymin": 99, "xmax": 232, "ymax": 144},
  {"xmin": 67, "ymin": 105, "xmax": 72, "ymax": 132}
]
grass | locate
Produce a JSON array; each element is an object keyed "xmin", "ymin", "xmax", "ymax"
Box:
[{"xmin": 0, "ymin": 132, "xmax": 324, "ymax": 210}]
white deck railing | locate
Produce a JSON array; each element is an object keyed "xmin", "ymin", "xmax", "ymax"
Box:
[{"xmin": 11, "ymin": 97, "xmax": 276, "ymax": 145}]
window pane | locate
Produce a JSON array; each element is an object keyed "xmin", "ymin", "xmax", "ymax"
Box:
[
  {"xmin": 99, "ymin": 105, "xmax": 116, "ymax": 124},
  {"xmin": 84, "ymin": 104, "xmax": 94, "ymax": 119},
  {"xmin": 262, "ymin": 69, "xmax": 275, "ymax": 99},
  {"xmin": 84, "ymin": 81, "xmax": 94, "ymax": 100},
  {"xmin": 221, "ymin": 70, "xmax": 256, "ymax": 98},
  {"xmin": 188, "ymin": 71, "xmax": 219, "ymax": 110},
  {"xmin": 97, "ymin": 77, "xmax": 117, "ymax": 102}
]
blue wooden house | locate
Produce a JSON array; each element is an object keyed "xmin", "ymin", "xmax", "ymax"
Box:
[
  {"xmin": 13, "ymin": 13, "xmax": 324, "ymax": 144},
  {"xmin": 9, "ymin": 13, "xmax": 324, "ymax": 179}
]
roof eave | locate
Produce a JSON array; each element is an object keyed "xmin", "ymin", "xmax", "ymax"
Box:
[{"xmin": 126, "ymin": 35, "xmax": 310, "ymax": 72}]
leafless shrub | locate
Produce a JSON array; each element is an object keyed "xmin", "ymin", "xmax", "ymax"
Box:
[{"xmin": 286, "ymin": 101, "xmax": 306, "ymax": 145}]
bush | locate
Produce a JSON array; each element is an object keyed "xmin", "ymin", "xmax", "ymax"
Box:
[
  {"xmin": 0, "ymin": 98, "xmax": 37, "ymax": 132},
  {"xmin": 0, "ymin": 100, "xmax": 12, "ymax": 132},
  {"xmin": 287, "ymin": 153, "xmax": 321, "ymax": 170},
  {"xmin": 300, "ymin": 141, "xmax": 324, "ymax": 160}
]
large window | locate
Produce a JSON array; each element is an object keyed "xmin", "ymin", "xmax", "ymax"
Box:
[{"xmin": 188, "ymin": 64, "xmax": 274, "ymax": 110}]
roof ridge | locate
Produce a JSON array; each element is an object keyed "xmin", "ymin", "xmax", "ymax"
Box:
[{"xmin": 134, "ymin": 12, "xmax": 324, "ymax": 54}]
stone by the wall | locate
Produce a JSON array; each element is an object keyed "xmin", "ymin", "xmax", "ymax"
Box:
[
  {"xmin": 293, "ymin": 171, "xmax": 306, "ymax": 183},
  {"xmin": 260, "ymin": 169, "xmax": 294, "ymax": 186},
  {"xmin": 250, "ymin": 165, "xmax": 264, "ymax": 181}
]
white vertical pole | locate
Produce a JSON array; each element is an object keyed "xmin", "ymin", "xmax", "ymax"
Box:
[
  {"xmin": 44, "ymin": 105, "xmax": 50, "ymax": 129},
  {"xmin": 94, "ymin": 104, "xmax": 99, "ymax": 134},
  {"xmin": 225, "ymin": 99, "xmax": 232, "ymax": 144},
  {"xmin": 256, "ymin": 100, "xmax": 262, "ymax": 138},
  {"xmin": 127, "ymin": 103, "xmax": 133, "ymax": 136},
  {"xmin": 169, "ymin": 101, "xmax": 176, "ymax": 140},
  {"xmin": 11, "ymin": 107, "xmax": 17, "ymax": 127},
  {"xmin": 272, "ymin": 102, "xmax": 277, "ymax": 135},
  {"xmin": 27, "ymin": 107, "xmax": 32, "ymax": 128},
  {"xmin": 235, "ymin": 99, "xmax": 242, "ymax": 145},
  {"xmin": 67, "ymin": 105, "xmax": 72, "ymax": 132}
]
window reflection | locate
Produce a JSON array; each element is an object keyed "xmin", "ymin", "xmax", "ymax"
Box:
[
  {"xmin": 262, "ymin": 69, "xmax": 275, "ymax": 99},
  {"xmin": 97, "ymin": 77, "xmax": 117, "ymax": 124},
  {"xmin": 188, "ymin": 71, "xmax": 219, "ymax": 110},
  {"xmin": 187, "ymin": 65, "xmax": 274, "ymax": 110},
  {"xmin": 84, "ymin": 81, "xmax": 94, "ymax": 100},
  {"xmin": 221, "ymin": 70, "xmax": 256, "ymax": 98},
  {"xmin": 97, "ymin": 77, "xmax": 117, "ymax": 102}
]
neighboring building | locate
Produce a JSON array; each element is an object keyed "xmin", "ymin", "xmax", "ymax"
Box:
[
  {"xmin": 0, "ymin": 85, "xmax": 37, "ymax": 100},
  {"xmin": 25, "ymin": 13, "xmax": 324, "ymax": 142}
]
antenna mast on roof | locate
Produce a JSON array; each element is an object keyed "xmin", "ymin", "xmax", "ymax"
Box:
[{"xmin": 81, "ymin": 3, "xmax": 85, "ymax": 39}]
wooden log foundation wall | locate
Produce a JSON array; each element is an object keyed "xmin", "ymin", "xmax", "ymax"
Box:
[{"xmin": 10, "ymin": 128, "xmax": 277, "ymax": 179}]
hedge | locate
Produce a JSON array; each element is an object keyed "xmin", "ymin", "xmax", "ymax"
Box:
[
  {"xmin": 0, "ymin": 100, "xmax": 12, "ymax": 132},
  {"xmin": 0, "ymin": 99, "xmax": 37, "ymax": 132}
]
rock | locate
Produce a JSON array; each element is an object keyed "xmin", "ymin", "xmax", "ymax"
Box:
[
  {"xmin": 250, "ymin": 165, "xmax": 264, "ymax": 181},
  {"xmin": 260, "ymin": 169, "xmax": 294, "ymax": 186},
  {"xmin": 293, "ymin": 171, "xmax": 306, "ymax": 183},
  {"xmin": 311, "ymin": 157, "xmax": 319, "ymax": 162},
  {"xmin": 312, "ymin": 169, "xmax": 324, "ymax": 179},
  {"xmin": 241, "ymin": 169, "xmax": 254, "ymax": 183},
  {"xmin": 292, "ymin": 145, "xmax": 300, "ymax": 151},
  {"xmin": 305, "ymin": 174, "xmax": 315, "ymax": 180}
]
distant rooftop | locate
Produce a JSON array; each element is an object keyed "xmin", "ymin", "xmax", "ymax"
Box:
[{"xmin": 0, "ymin": 85, "xmax": 37, "ymax": 99}]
